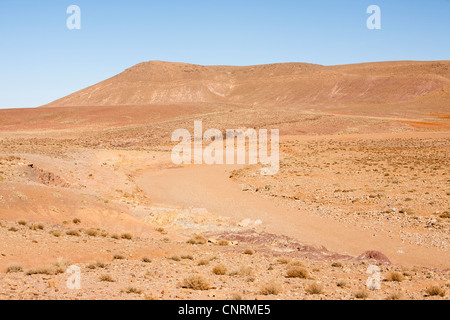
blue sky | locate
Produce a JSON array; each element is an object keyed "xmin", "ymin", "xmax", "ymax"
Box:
[{"xmin": 0, "ymin": 0, "xmax": 449, "ymax": 109}]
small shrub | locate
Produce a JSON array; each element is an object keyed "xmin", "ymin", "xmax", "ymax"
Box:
[
  {"xmin": 212, "ymin": 265, "xmax": 227, "ymax": 275},
  {"xmin": 181, "ymin": 254, "xmax": 194, "ymax": 260},
  {"xmin": 168, "ymin": 255, "xmax": 181, "ymax": 262},
  {"xmin": 198, "ymin": 259, "xmax": 210, "ymax": 266},
  {"xmin": 182, "ymin": 275, "xmax": 210, "ymax": 290},
  {"xmin": 277, "ymin": 258, "xmax": 291, "ymax": 265},
  {"xmin": 66, "ymin": 230, "xmax": 80, "ymax": 237},
  {"xmin": 218, "ymin": 240, "xmax": 229, "ymax": 246},
  {"xmin": 354, "ymin": 289, "xmax": 370, "ymax": 300},
  {"xmin": 111, "ymin": 234, "xmax": 120, "ymax": 240},
  {"xmin": 142, "ymin": 257, "xmax": 152, "ymax": 263},
  {"xmin": 306, "ymin": 282, "xmax": 324, "ymax": 295},
  {"xmin": 72, "ymin": 218, "xmax": 81, "ymax": 224},
  {"xmin": 286, "ymin": 267, "xmax": 309, "ymax": 279},
  {"xmin": 426, "ymin": 285, "xmax": 446, "ymax": 297},
  {"xmin": 113, "ymin": 254, "xmax": 125, "ymax": 260},
  {"xmin": 259, "ymin": 281, "xmax": 282, "ymax": 295},
  {"xmin": 187, "ymin": 235, "xmax": 207, "ymax": 245},
  {"xmin": 120, "ymin": 233, "xmax": 133, "ymax": 240},
  {"xmin": 99, "ymin": 274, "xmax": 114, "ymax": 282},
  {"xmin": 49, "ymin": 230, "xmax": 61, "ymax": 237},
  {"xmin": 85, "ymin": 229, "xmax": 99, "ymax": 237},
  {"xmin": 7, "ymin": 264, "xmax": 23, "ymax": 273},
  {"xmin": 17, "ymin": 220, "xmax": 27, "ymax": 226},
  {"xmin": 125, "ymin": 287, "xmax": 142, "ymax": 294},
  {"xmin": 386, "ymin": 271, "xmax": 405, "ymax": 282},
  {"xmin": 243, "ymin": 249, "xmax": 254, "ymax": 255},
  {"xmin": 26, "ymin": 266, "xmax": 57, "ymax": 276},
  {"xmin": 332, "ymin": 262, "xmax": 343, "ymax": 268},
  {"xmin": 8, "ymin": 227, "xmax": 18, "ymax": 232},
  {"xmin": 337, "ymin": 280, "xmax": 347, "ymax": 288}
]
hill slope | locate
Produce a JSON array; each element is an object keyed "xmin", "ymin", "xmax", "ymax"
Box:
[{"xmin": 42, "ymin": 60, "xmax": 450, "ymax": 108}]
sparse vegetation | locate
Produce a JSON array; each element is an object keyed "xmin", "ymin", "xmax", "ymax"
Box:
[
  {"xmin": 187, "ymin": 235, "xmax": 207, "ymax": 245},
  {"xmin": 66, "ymin": 230, "xmax": 81, "ymax": 237},
  {"xmin": 212, "ymin": 265, "xmax": 227, "ymax": 275},
  {"xmin": 354, "ymin": 289, "xmax": 370, "ymax": 300},
  {"xmin": 306, "ymin": 282, "xmax": 324, "ymax": 295},
  {"xmin": 120, "ymin": 233, "xmax": 133, "ymax": 240},
  {"xmin": 426, "ymin": 285, "xmax": 446, "ymax": 297},
  {"xmin": 99, "ymin": 274, "xmax": 114, "ymax": 282},
  {"xmin": 386, "ymin": 271, "xmax": 405, "ymax": 282},
  {"xmin": 259, "ymin": 281, "xmax": 282, "ymax": 296},
  {"xmin": 286, "ymin": 267, "xmax": 309, "ymax": 279},
  {"xmin": 7, "ymin": 264, "xmax": 23, "ymax": 273},
  {"xmin": 182, "ymin": 275, "xmax": 210, "ymax": 291}
]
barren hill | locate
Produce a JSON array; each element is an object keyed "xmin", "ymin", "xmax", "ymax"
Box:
[{"xmin": 42, "ymin": 60, "xmax": 450, "ymax": 108}]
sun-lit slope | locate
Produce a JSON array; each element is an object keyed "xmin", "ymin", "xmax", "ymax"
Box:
[{"xmin": 42, "ymin": 60, "xmax": 450, "ymax": 108}]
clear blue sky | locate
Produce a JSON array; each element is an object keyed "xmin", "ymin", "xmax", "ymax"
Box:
[{"xmin": 0, "ymin": 0, "xmax": 449, "ymax": 109}]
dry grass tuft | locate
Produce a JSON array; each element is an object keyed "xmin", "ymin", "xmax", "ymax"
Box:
[
  {"xmin": 286, "ymin": 267, "xmax": 309, "ymax": 279},
  {"xmin": 120, "ymin": 233, "xmax": 133, "ymax": 240},
  {"xmin": 386, "ymin": 271, "xmax": 405, "ymax": 282},
  {"xmin": 99, "ymin": 274, "xmax": 114, "ymax": 282},
  {"xmin": 212, "ymin": 265, "xmax": 227, "ymax": 275},
  {"xmin": 182, "ymin": 275, "xmax": 210, "ymax": 291},
  {"xmin": 259, "ymin": 280, "xmax": 282, "ymax": 296},
  {"xmin": 306, "ymin": 282, "xmax": 324, "ymax": 295},
  {"xmin": 187, "ymin": 235, "xmax": 207, "ymax": 245},
  {"xmin": 354, "ymin": 289, "xmax": 370, "ymax": 300},
  {"xmin": 7, "ymin": 264, "xmax": 23, "ymax": 273},
  {"xmin": 426, "ymin": 285, "xmax": 446, "ymax": 297}
]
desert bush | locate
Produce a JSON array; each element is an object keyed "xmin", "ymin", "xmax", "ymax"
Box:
[
  {"xmin": 120, "ymin": 233, "xmax": 133, "ymax": 240},
  {"xmin": 17, "ymin": 220, "xmax": 27, "ymax": 226},
  {"xmin": 168, "ymin": 255, "xmax": 181, "ymax": 262},
  {"xmin": 66, "ymin": 230, "xmax": 80, "ymax": 237},
  {"xmin": 386, "ymin": 271, "xmax": 405, "ymax": 282},
  {"xmin": 337, "ymin": 280, "xmax": 347, "ymax": 288},
  {"xmin": 187, "ymin": 235, "xmax": 207, "ymax": 245},
  {"xmin": 72, "ymin": 218, "xmax": 81, "ymax": 224},
  {"xmin": 182, "ymin": 275, "xmax": 210, "ymax": 290},
  {"xmin": 212, "ymin": 265, "xmax": 227, "ymax": 275},
  {"xmin": 332, "ymin": 262, "xmax": 343, "ymax": 268},
  {"xmin": 426, "ymin": 285, "xmax": 446, "ymax": 297},
  {"xmin": 7, "ymin": 264, "xmax": 23, "ymax": 273},
  {"xmin": 85, "ymin": 229, "xmax": 99, "ymax": 237},
  {"xmin": 230, "ymin": 266, "xmax": 254, "ymax": 277},
  {"xmin": 99, "ymin": 274, "xmax": 114, "ymax": 282},
  {"xmin": 243, "ymin": 249, "xmax": 254, "ymax": 255},
  {"xmin": 125, "ymin": 287, "xmax": 142, "ymax": 294},
  {"xmin": 142, "ymin": 257, "xmax": 152, "ymax": 263},
  {"xmin": 306, "ymin": 282, "xmax": 324, "ymax": 295},
  {"xmin": 286, "ymin": 267, "xmax": 309, "ymax": 279},
  {"xmin": 49, "ymin": 230, "xmax": 62, "ymax": 237},
  {"xmin": 197, "ymin": 259, "xmax": 210, "ymax": 266},
  {"xmin": 354, "ymin": 289, "xmax": 370, "ymax": 300},
  {"xmin": 218, "ymin": 240, "xmax": 229, "ymax": 246},
  {"xmin": 259, "ymin": 281, "xmax": 282, "ymax": 295},
  {"xmin": 113, "ymin": 254, "xmax": 125, "ymax": 260},
  {"xmin": 277, "ymin": 258, "xmax": 291, "ymax": 265}
]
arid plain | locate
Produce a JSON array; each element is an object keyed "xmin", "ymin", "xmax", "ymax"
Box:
[{"xmin": 0, "ymin": 61, "xmax": 449, "ymax": 300}]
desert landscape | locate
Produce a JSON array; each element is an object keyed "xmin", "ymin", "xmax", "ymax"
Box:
[{"xmin": 0, "ymin": 60, "xmax": 449, "ymax": 300}]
